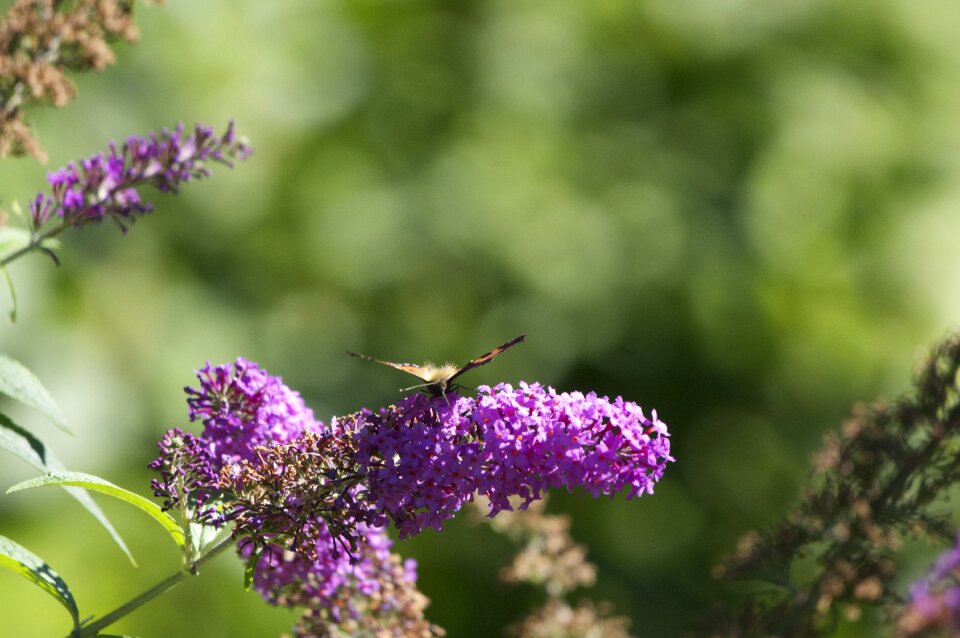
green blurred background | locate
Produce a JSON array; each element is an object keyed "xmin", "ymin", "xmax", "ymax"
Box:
[{"xmin": 1, "ymin": 0, "xmax": 960, "ymax": 635}]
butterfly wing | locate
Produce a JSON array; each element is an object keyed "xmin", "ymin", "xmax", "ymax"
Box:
[
  {"xmin": 446, "ymin": 334, "xmax": 526, "ymax": 385},
  {"xmin": 347, "ymin": 351, "xmax": 432, "ymax": 382}
]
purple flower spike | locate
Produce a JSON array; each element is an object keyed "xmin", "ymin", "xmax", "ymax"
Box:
[
  {"xmin": 185, "ymin": 358, "xmax": 323, "ymax": 469},
  {"xmin": 353, "ymin": 382, "xmax": 673, "ymax": 538},
  {"xmin": 473, "ymin": 382, "xmax": 672, "ymax": 512},
  {"xmin": 28, "ymin": 121, "xmax": 251, "ymax": 233},
  {"xmin": 347, "ymin": 393, "xmax": 481, "ymax": 538}
]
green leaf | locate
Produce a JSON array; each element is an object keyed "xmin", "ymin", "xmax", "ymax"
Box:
[
  {"xmin": 0, "ymin": 413, "xmax": 49, "ymax": 468},
  {"xmin": 0, "ymin": 414, "xmax": 136, "ymax": 566},
  {"xmin": 6, "ymin": 471, "xmax": 185, "ymax": 548},
  {"xmin": 0, "ymin": 534, "xmax": 80, "ymax": 628},
  {"xmin": 0, "ymin": 354, "xmax": 70, "ymax": 433},
  {"xmin": 0, "ymin": 226, "xmax": 31, "ymax": 256},
  {"xmin": 189, "ymin": 520, "xmax": 222, "ymax": 557}
]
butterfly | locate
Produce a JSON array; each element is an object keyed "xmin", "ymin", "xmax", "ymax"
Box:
[{"xmin": 349, "ymin": 334, "xmax": 526, "ymax": 397}]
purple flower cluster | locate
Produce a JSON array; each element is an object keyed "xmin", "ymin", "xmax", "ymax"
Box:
[
  {"xmin": 222, "ymin": 431, "xmax": 381, "ymax": 563},
  {"xmin": 252, "ymin": 522, "xmax": 411, "ymax": 608},
  {"xmin": 475, "ymin": 382, "xmax": 671, "ymax": 504},
  {"xmin": 147, "ymin": 428, "xmax": 222, "ymax": 526},
  {"xmin": 150, "ymin": 358, "xmax": 672, "ymax": 637},
  {"xmin": 151, "ymin": 358, "xmax": 437, "ymax": 635},
  {"xmin": 29, "ymin": 121, "xmax": 251, "ymax": 231},
  {"xmin": 252, "ymin": 522, "xmax": 438, "ymax": 637},
  {"xmin": 185, "ymin": 358, "xmax": 323, "ymax": 468},
  {"xmin": 352, "ymin": 382, "xmax": 672, "ymax": 538},
  {"xmin": 900, "ymin": 535, "xmax": 960, "ymax": 634}
]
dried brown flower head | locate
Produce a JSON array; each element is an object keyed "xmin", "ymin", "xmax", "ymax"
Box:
[
  {"xmin": 473, "ymin": 495, "xmax": 637, "ymax": 638},
  {"xmin": 484, "ymin": 497, "xmax": 597, "ymax": 597},
  {"xmin": 710, "ymin": 334, "xmax": 960, "ymax": 636},
  {"xmin": 0, "ymin": 0, "xmax": 164, "ymax": 161},
  {"xmin": 508, "ymin": 600, "xmax": 634, "ymax": 638}
]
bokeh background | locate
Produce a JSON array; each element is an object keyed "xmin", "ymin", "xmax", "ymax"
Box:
[{"xmin": 1, "ymin": 0, "xmax": 960, "ymax": 636}]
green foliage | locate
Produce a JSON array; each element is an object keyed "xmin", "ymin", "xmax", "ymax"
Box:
[
  {"xmin": 0, "ymin": 413, "xmax": 134, "ymax": 564},
  {"xmin": 6, "ymin": 471, "xmax": 184, "ymax": 548},
  {"xmin": 0, "ymin": 353, "xmax": 69, "ymax": 433},
  {"xmin": 0, "ymin": 227, "xmax": 30, "ymax": 256},
  {"xmin": 0, "ymin": 534, "xmax": 79, "ymax": 630}
]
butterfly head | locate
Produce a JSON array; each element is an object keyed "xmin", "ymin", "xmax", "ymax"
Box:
[{"xmin": 400, "ymin": 363, "xmax": 459, "ymax": 396}]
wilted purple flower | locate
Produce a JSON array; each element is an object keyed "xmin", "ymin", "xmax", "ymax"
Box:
[
  {"xmin": 28, "ymin": 121, "xmax": 251, "ymax": 231},
  {"xmin": 147, "ymin": 428, "xmax": 223, "ymax": 526},
  {"xmin": 223, "ymin": 431, "xmax": 384, "ymax": 563},
  {"xmin": 899, "ymin": 535, "xmax": 960, "ymax": 635},
  {"xmin": 185, "ymin": 358, "xmax": 323, "ymax": 468},
  {"xmin": 352, "ymin": 381, "xmax": 673, "ymax": 538},
  {"xmin": 250, "ymin": 523, "xmax": 440, "ymax": 637}
]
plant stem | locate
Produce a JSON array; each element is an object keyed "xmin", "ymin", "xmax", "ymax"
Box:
[
  {"xmin": 0, "ymin": 221, "xmax": 70, "ymax": 267},
  {"xmin": 70, "ymin": 535, "xmax": 235, "ymax": 638}
]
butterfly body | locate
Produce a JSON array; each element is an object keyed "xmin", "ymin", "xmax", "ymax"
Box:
[{"xmin": 349, "ymin": 334, "xmax": 525, "ymax": 397}]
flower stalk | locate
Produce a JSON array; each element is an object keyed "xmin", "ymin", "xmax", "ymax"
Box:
[
  {"xmin": 0, "ymin": 121, "xmax": 250, "ymax": 269},
  {"xmin": 69, "ymin": 534, "xmax": 234, "ymax": 638}
]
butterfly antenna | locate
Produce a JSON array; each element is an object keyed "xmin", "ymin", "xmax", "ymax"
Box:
[{"xmin": 400, "ymin": 381, "xmax": 435, "ymax": 392}]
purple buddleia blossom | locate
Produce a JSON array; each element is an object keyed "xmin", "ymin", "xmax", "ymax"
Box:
[
  {"xmin": 342, "ymin": 393, "xmax": 478, "ymax": 538},
  {"xmin": 150, "ymin": 358, "xmax": 671, "ymax": 638},
  {"xmin": 28, "ymin": 121, "xmax": 251, "ymax": 232},
  {"xmin": 350, "ymin": 381, "xmax": 673, "ymax": 538},
  {"xmin": 251, "ymin": 522, "xmax": 399, "ymax": 607},
  {"xmin": 899, "ymin": 534, "xmax": 960, "ymax": 634},
  {"xmin": 147, "ymin": 428, "xmax": 223, "ymax": 526},
  {"xmin": 474, "ymin": 382, "xmax": 671, "ymax": 505},
  {"xmin": 165, "ymin": 359, "xmax": 436, "ymax": 634},
  {"xmin": 222, "ymin": 430, "xmax": 383, "ymax": 563},
  {"xmin": 184, "ymin": 358, "xmax": 324, "ymax": 468},
  {"xmin": 249, "ymin": 522, "xmax": 439, "ymax": 637}
]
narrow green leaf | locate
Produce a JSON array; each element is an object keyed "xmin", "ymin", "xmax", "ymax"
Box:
[
  {"xmin": 0, "ymin": 413, "xmax": 49, "ymax": 467},
  {"xmin": 6, "ymin": 471, "xmax": 184, "ymax": 547},
  {"xmin": 0, "ymin": 354, "xmax": 70, "ymax": 433},
  {"xmin": 0, "ymin": 227, "xmax": 31, "ymax": 255},
  {"xmin": 0, "ymin": 414, "xmax": 136, "ymax": 566},
  {"xmin": 0, "ymin": 534, "xmax": 79, "ymax": 627}
]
